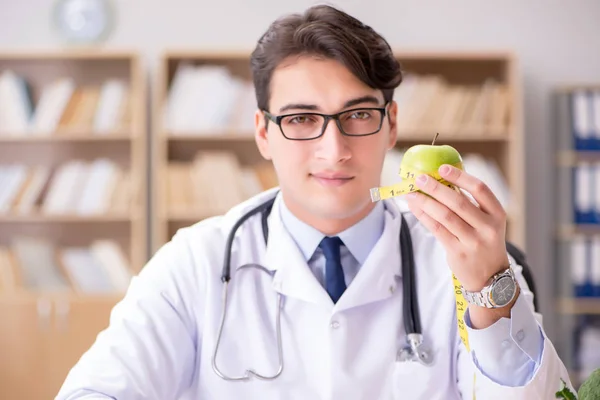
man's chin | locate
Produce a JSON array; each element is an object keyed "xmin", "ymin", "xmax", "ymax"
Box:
[{"xmin": 310, "ymin": 193, "xmax": 371, "ymax": 218}]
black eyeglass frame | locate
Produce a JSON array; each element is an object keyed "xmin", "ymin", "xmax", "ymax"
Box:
[{"xmin": 262, "ymin": 102, "xmax": 390, "ymax": 141}]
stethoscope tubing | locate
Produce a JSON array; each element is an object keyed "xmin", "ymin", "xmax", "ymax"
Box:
[{"xmin": 212, "ymin": 193, "xmax": 427, "ymax": 382}]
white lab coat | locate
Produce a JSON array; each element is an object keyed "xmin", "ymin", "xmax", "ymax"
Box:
[{"xmin": 56, "ymin": 188, "xmax": 575, "ymax": 400}]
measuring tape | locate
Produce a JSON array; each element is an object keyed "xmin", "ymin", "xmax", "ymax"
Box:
[
  {"xmin": 370, "ymin": 162, "xmax": 477, "ymax": 398},
  {"xmin": 369, "ymin": 163, "xmax": 460, "ymax": 202}
]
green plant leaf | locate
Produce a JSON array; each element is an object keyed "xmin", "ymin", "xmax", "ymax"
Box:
[{"xmin": 555, "ymin": 378, "xmax": 577, "ymax": 399}]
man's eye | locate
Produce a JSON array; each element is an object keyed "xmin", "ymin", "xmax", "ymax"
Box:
[
  {"xmin": 350, "ymin": 111, "xmax": 371, "ymax": 119},
  {"xmin": 288, "ymin": 115, "xmax": 317, "ymax": 124},
  {"xmin": 290, "ymin": 116, "xmax": 308, "ymax": 123}
]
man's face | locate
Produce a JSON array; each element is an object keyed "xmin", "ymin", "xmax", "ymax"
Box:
[{"xmin": 255, "ymin": 55, "xmax": 398, "ymax": 233}]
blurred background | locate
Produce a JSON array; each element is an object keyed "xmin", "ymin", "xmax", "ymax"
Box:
[{"xmin": 0, "ymin": 0, "xmax": 599, "ymax": 398}]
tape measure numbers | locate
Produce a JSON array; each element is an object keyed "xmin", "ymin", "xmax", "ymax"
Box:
[
  {"xmin": 370, "ymin": 161, "xmax": 476, "ymax": 398},
  {"xmin": 452, "ymin": 274, "xmax": 471, "ymax": 352},
  {"xmin": 369, "ymin": 163, "xmax": 462, "ymax": 202}
]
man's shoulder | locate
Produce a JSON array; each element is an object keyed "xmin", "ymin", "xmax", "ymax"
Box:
[
  {"xmin": 169, "ymin": 188, "xmax": 279, "ymax": 252},
  {"xmin": 142, "ymin": 188, "xmax": 279, "ymax": 282}
]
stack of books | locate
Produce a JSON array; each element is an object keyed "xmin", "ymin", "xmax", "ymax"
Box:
[
  {"xmin": 0, "ymin": 158, "xmax": 135, "ymax": 216},
  {"xmin": 163, "ymin": 63, "xmax": 256, "ymax": 135},
  {"xmin": 0, "ymin": 237, "xmax": 132, "ymax": 294},
  {"xmin": 393, "ymin": 73, "xmax": 510, "ymax": 135},
  {"xmin": 167, "ymin": 150, "xmax": 278, "ymax": 216},
  {"xmin": 0, "ymin": 69, "xmax": 131, "ymax": 136}
]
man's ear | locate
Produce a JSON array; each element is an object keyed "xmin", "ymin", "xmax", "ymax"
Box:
[
  {"xmin": 254, "ymin": 110, "xmax": 271, "ymax": 160},
  {"xmin": 386, "ymin": 100, "xmax": 398, "ymax": 150}
]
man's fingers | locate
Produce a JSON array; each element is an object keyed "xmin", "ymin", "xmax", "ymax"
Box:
[
  {"xmin": 437, "ymin": 164, "xmax": 505, "ymax": 218},
  {"xmin": 406, "ymin": 192, "xmax": 466, "ymax": 246},
  {"xmin": 413, "ymin": 172, "xmax": 490, "ymax": 230}
]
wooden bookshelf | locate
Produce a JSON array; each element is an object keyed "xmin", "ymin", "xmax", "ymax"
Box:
[
  {"xmin": 152, "ymin": 50, "xmax": 524, "ymax": 253},
  {"xmin": 389, "ymin": 52, "xmax": 524, "ymax": 249},
  {"xmin": 551, "ymin": 86, "xmax": 600, "ymax": 389},
  {"xmin": 152, "ymin": 51, "xmax": 269, "ymax": 251},
  {"xmin": 0, "ymin": 50, "xmax": 147, "ymax": 399}
]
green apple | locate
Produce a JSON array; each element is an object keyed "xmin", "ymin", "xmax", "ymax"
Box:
[{"xmin": 400, "ymin": 143, "xmax": 463, "ymax": 179}]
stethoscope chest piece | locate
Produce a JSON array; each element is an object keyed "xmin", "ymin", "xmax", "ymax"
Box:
[{"xmin": 397, "ymin": 333, "xmax": 434, "ymax": 366}]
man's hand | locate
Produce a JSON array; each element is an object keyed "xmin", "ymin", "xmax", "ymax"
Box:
[{"xmin": 404, "ymin": 164, "xmax": 516, "ymax": 327}]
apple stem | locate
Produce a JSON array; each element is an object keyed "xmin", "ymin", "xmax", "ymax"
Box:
[{"xmin": 432, "ymin": 132, "xmax": 439, "ymax": 145}]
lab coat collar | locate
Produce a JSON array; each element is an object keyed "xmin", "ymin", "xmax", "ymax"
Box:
[
  {"xmin": 264, "ymin": 193, "xmax": 333, "ymax": 307},
  {"xmin": 263, "ymin": 192, "xmax": 404, "ymax": 311},
  {"xmin": 278, "ymin": 196, "xmax": 385, "ymax": 266},
  {"xmin": 334, "ymin": 199, "xmax": 403, "ymax": 313}
]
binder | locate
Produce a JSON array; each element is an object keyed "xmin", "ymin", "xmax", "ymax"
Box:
[
  {"xmin": 570, "ymin": 89, "xmax": 595, "ymax": 151},
  {"xmin": 571, "ymin": 235, "xmax": 591, "ymax": 297},
  {"xmin": 595, "ymin": 163, "xmax": 600, "ymax": 224},
  {"xmin": 591, "ymin": 236, "xmax": 600, "ymax": 297},
  {"xmin": 573, "ymin": 162, "xmax": 598, "ymax": 224},
  {"xmin": 591, "ymin": 90, "xmax": 600, "ymax": 150}
]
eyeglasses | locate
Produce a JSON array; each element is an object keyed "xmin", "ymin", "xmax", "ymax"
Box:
[{"xmin": 263, "ymin": 104, "xmax": 388, "ymax": 141}]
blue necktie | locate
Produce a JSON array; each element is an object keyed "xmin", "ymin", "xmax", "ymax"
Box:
[{"xmin": 319, "ymin": 236, "xmax": 347, "ymax": 303}]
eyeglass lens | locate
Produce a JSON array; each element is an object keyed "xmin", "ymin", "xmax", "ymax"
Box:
[{"xmin": 279, "ymin": 109, "xmax": 383, "ymax": 139}]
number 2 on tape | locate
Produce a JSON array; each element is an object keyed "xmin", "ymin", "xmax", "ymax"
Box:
[{"xmin": 369, "ymin": 166, "xmax": 452, "ymax": 202}]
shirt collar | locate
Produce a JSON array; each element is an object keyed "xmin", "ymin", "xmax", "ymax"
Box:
[{"xmin": 278, "ymin": 196, "xmax": 385, "ymax": 265}]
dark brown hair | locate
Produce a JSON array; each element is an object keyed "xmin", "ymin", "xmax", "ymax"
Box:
[{"xmin": 250, "ymin": 4, "xmax": 403, "ymax": 112}]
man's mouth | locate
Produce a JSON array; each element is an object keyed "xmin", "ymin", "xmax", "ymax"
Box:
[{"xmin": 310, "ymin": 172, "xmax": 354, "ymax": 186}]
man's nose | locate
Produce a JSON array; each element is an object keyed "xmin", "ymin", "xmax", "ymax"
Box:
[{"xmin": 316, "ymin": 117, "xmax": 351, "ymax": 162}]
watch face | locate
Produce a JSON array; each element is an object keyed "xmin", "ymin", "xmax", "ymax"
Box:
[{"xmin": 490, "ymin": 276, "xmax": 516, "ymax": 307}]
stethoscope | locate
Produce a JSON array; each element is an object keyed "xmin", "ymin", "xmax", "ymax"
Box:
[{"xmin": 211, "ymin": 193, "xmax": 433, "ymax": 382}]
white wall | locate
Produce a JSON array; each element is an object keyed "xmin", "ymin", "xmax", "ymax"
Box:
[{"xmin": 1, "ymin": 0, "xmax": 600, "ymax": 339}]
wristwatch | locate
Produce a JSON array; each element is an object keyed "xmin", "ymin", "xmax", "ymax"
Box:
[{"xmin": 461, "ymin": 262, "xmax": 518, "ymax": 308}]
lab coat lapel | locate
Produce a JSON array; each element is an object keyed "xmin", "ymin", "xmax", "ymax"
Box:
[
  {"xmin": 334, "ymin": 202, "xmax": 403, "ymax": 313},
  {"xmin": 262, "ymin": 195, "xmax": 333, "ymax": 308}
]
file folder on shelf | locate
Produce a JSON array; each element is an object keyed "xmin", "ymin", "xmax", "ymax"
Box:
[
  {"xmin": 568, "ymin": 89, "xmax": 600, "ymax": 151},
  {"xmin": 572, "ymin": 162, "xmax": 600, "ymax": 225},
  {"xmin": 570, "ymin": 235, "xmax": 600, "ymax": 298}
]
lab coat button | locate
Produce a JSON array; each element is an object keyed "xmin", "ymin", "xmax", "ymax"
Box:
[
  {"xmin": 516, "ymin": 329, "xmax": 525, "ymax": 342},
  {"xmin": 330, "ymin": 321, "xmax": 340, "ymax": 329}
]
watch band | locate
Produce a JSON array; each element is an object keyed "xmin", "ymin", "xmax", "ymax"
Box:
[
  {"xmin": 461, "ymin": 260, "xmax": 515, "ymax": 309},
  {"xmin": 462, "ymin": 287, "xmax": 495, "ymax": 308}
]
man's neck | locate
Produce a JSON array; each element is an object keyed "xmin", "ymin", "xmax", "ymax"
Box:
[{"xmin": 281, "ymin": 194, "xmax": 376, "ymax": 236}]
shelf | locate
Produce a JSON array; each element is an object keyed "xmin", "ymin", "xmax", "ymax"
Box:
[
  {"xmin": 0, "ymin": 132, "xmax": 135, "ymax": 143},
  {"xmin": 166, "ymin": 132, "xmax": 254, "ymax": 141},
  {"xmin": 168, "ymin": 210, "xmax": 218, "ymax": 222},
  {"xmin": 558, "ymin": 298, "xmax": 600, "ymax": 315},
  {"xmin": 0, "ymin": 213, "xmax": 135, "ymax": 223},
  {"xmin": 165, "ymin": 129, "xmax": 511, "ymax": 143},
  {"xmin": 390, "ymin": 50, "xmax": 516, "ymax": 61},
  {"xmin": 556, "ymin": 150, "xmax": 600, "ymax": 166},
  {"xmin": 397, "ymin": 129, "xmax": 510, "ymax": 142},
  {"xmin": 0, "ymin": 291, "xmax": 126, "ymax": 302},
  {"xmin": 0, "ymin": 49, "xmax": 141, "ymax": 61},
  {"xmin": 557, "ymin": 224, "xmax": 600, "ymax": 239}
]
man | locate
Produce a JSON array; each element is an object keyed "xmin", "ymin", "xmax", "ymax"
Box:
[{"xmin": 56, "ymin": 5, "xmax": 574, "ymax": 399}]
